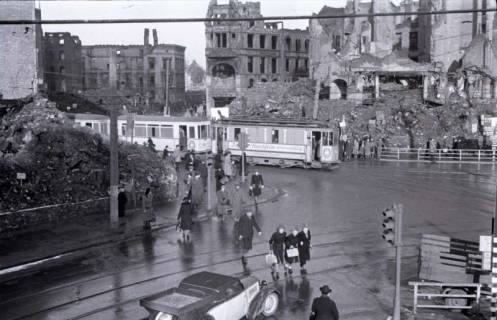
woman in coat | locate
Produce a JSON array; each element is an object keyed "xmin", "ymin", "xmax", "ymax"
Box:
[
  {"xmin": 142, "ymin": 187, "xmax": 154, "ymax": 230},
  {"xmin": 285, "ymin": 228, "xmax": 299, "ymax": 275},
  {"xmin": 223, "ymin": 151, "xmax": 233, "ymax": 178},
  {"xmin": 297, "ymin": 225, "xmax": 312, "ymax": 274},
  {"xmin": 216, "ymin": 184, "xmax": 230, "ymax": 220},
  {"xmin": 249, "ymin": 171, "xmax": 264, "ymax": 200},
  {"xmin": 230, "ymin": 184, "xmax": 244, "ymax": 220},
  {"xmin": 237, "ymin": 211, "xmax": 261, "ymax": 266},
  {"xmin": 177, "ymin": 197, "xmax": 194, "ymax": 241},
  {"xmin": 269, "ymin": 225, "xmax": 287, "ymax": 279},
  {"xmin": 191, "ymin": 174, "xmax": 204, "ymax": 214}
]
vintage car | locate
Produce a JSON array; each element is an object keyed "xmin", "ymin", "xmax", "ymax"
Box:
[{"xmin": 140, "ymin": 271, "xmax": 280, "ymax": 320}]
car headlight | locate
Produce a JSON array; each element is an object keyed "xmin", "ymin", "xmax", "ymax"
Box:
[{"xmin": 154, "ymin": 312, "xmax": 175, "ymax": 320}]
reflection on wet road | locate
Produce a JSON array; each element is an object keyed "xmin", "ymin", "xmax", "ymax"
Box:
[{"xmin": 0, "ymin": 162, "xmax": 495, "ymax": 320}]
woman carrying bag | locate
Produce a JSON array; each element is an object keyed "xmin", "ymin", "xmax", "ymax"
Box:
[
  {"xmin": 268, "ymin": 225, "xmax": 286, "ymax": 280},
  {"xmin": 285, "ymin": 227, "xmax": 300, "ymax": 275}
]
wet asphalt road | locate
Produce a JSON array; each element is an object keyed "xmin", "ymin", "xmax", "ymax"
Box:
[{"xmin": 0, "ymin": 161, "xmax": 495, "ymax": 320}]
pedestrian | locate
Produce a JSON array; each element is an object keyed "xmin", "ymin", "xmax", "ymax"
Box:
[
  {"xmin": 199, "ymin": 160, "xmax": 208, "ymax": 190},
  {"xmin": 297, "ymin": 225, "xmax": 311, "ymax": 274},
  {"xmin": 223, "ymin": 151, "xmax": 233, "ymax": 179},
  {"xmin": 237, "ymin": 211, "xmax": 262, "ymax": 266},
  {"xmin": 346, "ymin": 138, "xmax": 353, "ymax": 160},
  {"xmin": 230, "ymin": 184, "xmax": 244, "ymax": 221},
  {"xmin": 118, "ymin": 186, "xmax": 127, "ymax": 218},
  {"xmin": 353, "ymin": 138, "xmax": 359, "ymax": 159},
  {"xmin": 429, "ymin": 138, "xmax": 437, "ymax": 162},
  {"xmin": 173, "ymin": 144, "xmax": 182, "ymax": 171},
  {"xmin": 183, "ymin": 171, "xmax": 193, "ymax": 199},
  {"xmin": 142, "ymin": 187, "xmax": 154, "ymax": 230},
  {"xmin": 215, "ymin": 168, "xmax": 225, "ymax": 192},
  {"xmin": 269, "ymin": 225, "xmax": 287, "ymax": 280},
  {"xmin": 177, "ymin": 197, "xmax": 194, "ymax": 242},
  {"xmin": 365, "ymin": 138, "xmax": 372, "ymax": 159},
  {"xmin": 191, "ymin": 173, "xmax": 204, "ymax": 214},
  {"xmin": 185, "ymin": 149, "xmax": 195, "ymax": 170},
  {"xmin": 285, "ymin": 227, "xmax": 299, "ymax": 275},
  {"xmin": 310, "ymin": 285, "xmax": 339, "ymax": 320},
  {"xmin": 249, "ymin": 170, "xmax": 264, "ymax": 202},
  {"xmin": 216, "ymin": 184, "xmax": 230, "ymax": 219},
  {"xmin": 214, "ymin": 152, "xmax": 223, "ymax": 170},
  {"xmin": 163, "ymin": 146, "xmax": 170, "ymax": 160}
]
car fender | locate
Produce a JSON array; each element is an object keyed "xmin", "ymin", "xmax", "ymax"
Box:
[{"xmin": 246, "ymin": 287, "xmax": 280, "ymax": 320}]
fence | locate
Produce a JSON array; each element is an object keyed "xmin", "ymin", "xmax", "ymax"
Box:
[
  {"xmin": 409, "ymin": 282, "xmax": 482, "ymax": 314},
  {"xmin": 380, "ymin": 148, "xmax": 497, "ymax": 163}
]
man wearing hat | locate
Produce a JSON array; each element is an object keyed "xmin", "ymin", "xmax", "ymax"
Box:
[{"xmin": 310, "ymin": 285, "xmax": 339, "ymax": 320}]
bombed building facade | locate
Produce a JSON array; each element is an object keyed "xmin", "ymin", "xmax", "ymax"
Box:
[
  {"xmin": 81, "ymin": 29, "xmax": 186, "ymax": 114},
  {"xmin": 0, "ymin": 1, "xmax": 43, "ymax": 100},
  {"xmin": 43, "ymin": 32, "xmax": 83, "ymax": 94},
  {"xmin": 205, "ymin": 0, "xmax": 310, "ymax": 114}
]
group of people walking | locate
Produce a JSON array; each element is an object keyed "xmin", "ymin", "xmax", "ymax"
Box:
[{"xmin": 268, "ymin": 225, "xmax": 311, "ymax": 279}]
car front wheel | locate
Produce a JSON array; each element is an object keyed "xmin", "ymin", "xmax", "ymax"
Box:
[{"xmin": 261, "ymin": 292, "xmax": 279, "ymax": 317}]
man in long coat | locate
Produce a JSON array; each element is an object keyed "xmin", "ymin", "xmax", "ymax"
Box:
[
  {"xmin": 310, "ymin": 285, "xmax": 339, "ymax": 320},
  {"xmin": 216, "ymin": 184, "xmax": 230, "ymax": 219},
  {"xmin": 237, "ymin": 211, "xmax": 261, "ymax": 266},
  {"xmin": 199, "ymin": 160, "xmax": 208, "ymax": 190},
  {"xmin": 230, "ymin": 184, "xmax": 244, "ymax": 220},
  {"xmin": 250, "ymin": 171, "xmax": 264, "ymax": 200},
  {"xmin": 177, "ymin": 197, "xmax": 194, "ymax": 242}
]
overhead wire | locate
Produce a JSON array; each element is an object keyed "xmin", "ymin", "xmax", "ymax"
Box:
[{"xmin": 0, "ymin": 8, "xmax": 496, "ymax": 25}]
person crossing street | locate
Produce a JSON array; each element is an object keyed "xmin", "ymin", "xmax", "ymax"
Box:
[
  {"xmin": 285, "ymin": 227, "xmax": 299, "ymax": 275},
  {"xmin": 297, "ymin": 225, "xmax": 312, "ymax": 274},
  {"xmin": 269, "ymin": 225, "xmax": 286, "ymax": 280},
  {"xmin": 237, "ymin": 211, "xmax": 261, "ymax": 267}
]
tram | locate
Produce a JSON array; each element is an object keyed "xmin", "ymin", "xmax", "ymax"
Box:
[
  {"xmin": 72, "ymin": 113, "xmax": 212, "ymax": 153},
  {"xmin": 213, "ymin": 117, "xmax": 340, "ymax": 169}
]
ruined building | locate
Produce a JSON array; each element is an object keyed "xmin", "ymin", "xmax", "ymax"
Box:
[
  {"xmin": 205, "ymin": 0, "xmax": 310, "ymax": 113},
  {"xmin": 43, "ymin": 32, "xmax": 83, "ymax": 94},
  {"xmin": 81, "ymin": 29, "xmax": 186, "ymax": 114},
  {"xmin": 0, "ymin": 1, "xmax": 43, "ymax": 99}
]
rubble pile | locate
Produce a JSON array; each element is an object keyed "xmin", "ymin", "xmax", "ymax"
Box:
[
  {"xmin": 317, "ymin": 88, "xmax": 488, "ymax": 147},
  {"xmin": 228, "ymin": 79, "xmax": 315, "ymax": 118},
  {"xmin": 0, "ymin": 96, "xmax": 176, "ymax": 212}
]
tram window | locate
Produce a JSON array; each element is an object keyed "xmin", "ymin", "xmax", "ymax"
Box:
[
  {"xmin": 322, "ymin": 132, "xmax": 333, "ymax": 146},
  {"xmin": 101, "ymin": 123, "xmax": 108, "ymax": 135},
  {"xmin": 272, "ymin": 129, "xmax": 279, "ymax": 144},
  {"xmin": 160, "ymin": 125, "xmax": 173, "ymax": 138},
  {"xmin": 199, "ymin": 125, "xmax": 208, "ymax": 139},
  {"xmin": 85, "ymin": 122, "xmax": 92, "ymax": 128},
  {"xmin": 147, "ymin": 125, "xmax": 159, "ymax": 138},
  {"xmin": 135, "ymin": 124, "xmax": 146, "ymax": 137},
  {"xmin": 234, "ymin": 128, "xmax": 241, "ymax": 140},
  {"xmin": 121, "ymin": 125, "xmax": 126, "ymax": 136},
  {"xmin": 188, "ymin": 126, "xmax": 195, "ymax": 139}
]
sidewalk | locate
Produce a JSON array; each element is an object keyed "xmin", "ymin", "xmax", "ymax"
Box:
[{"xmin": 0, "ymin": 174, "xmax": 281, "ymax": 275}]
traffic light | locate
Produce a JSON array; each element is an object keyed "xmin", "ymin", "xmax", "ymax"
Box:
[{"xmin": 382, "ymin": 205, "xmax": 396, "ymax": 245}]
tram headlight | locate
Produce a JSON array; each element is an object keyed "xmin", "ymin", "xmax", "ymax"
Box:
[{"xmin": 154, "ymin": 312, "xmax": 176, "ymax": 320}]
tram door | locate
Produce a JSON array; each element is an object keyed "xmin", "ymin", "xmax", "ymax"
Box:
[
  {"xmin": 320, "ymin": 130, "xmax": 338, "ymax": 163},
  {"xmin": 311, "ymin": 131, "xmax": 322, "ymax": 162},
  {"xmin": 179, "ymin": 125, "xmax": 187, "ymax": 151}
]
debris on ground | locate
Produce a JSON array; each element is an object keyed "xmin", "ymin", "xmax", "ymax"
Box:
[{"xmin": 0, "ymin": 95, "xmax": 176, "ymax": 212}]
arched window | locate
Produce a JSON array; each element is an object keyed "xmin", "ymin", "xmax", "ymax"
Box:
[{"xmin": 212, "ymin": 63, "xmax": 235, "ymax": 78}]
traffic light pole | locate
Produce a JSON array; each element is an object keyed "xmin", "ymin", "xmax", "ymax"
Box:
[
  {"xmin": 393, "ymin": 207, "xmax": 402, "ymax": 320},
  {"xmin": 241, "ymin": 152, "xmax": 245, "ymax": 183},
  {"xmin": 206, "ymin": 151, "xmax": 212, "ymax": 212}
]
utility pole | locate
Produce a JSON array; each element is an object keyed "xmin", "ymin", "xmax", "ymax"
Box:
[
  {"xmin": 109, "ymin": 106, "xmax": 119, "ymax": 228},
  {"xmin": 165, "ymin": 58, "xmax": 170, "ymax": 116},
  {"xmin": 206, "ymin": 151, "xmax": 213, "ymax": 211}
]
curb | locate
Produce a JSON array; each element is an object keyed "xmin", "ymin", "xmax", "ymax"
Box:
[{"xmin": 0, "ymin": 186, "xmax": 285, "ymax": 277}]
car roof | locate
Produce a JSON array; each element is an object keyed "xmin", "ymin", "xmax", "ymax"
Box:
[{"xmin": 179, "ymin": 271, "xmax": 242, "ymax": 293}]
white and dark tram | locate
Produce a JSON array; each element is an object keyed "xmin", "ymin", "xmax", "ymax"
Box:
[
  {"xmin": 71, "ymin": 113, "xmax": 212, "ymax": 153},
  {"xmin": 213, "ymin": 117, "xmax": 340, "ymax": 169}
]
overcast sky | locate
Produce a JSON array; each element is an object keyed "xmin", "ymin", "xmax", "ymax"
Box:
[{"xmin": 39, "ymin": 0, "xmax": 400, "ymax": 67}]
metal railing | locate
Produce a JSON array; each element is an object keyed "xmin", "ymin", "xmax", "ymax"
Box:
[
  {"xmin": 380, "ymin": 147, "xmax": 497, "ymax": 163},
  {"xmin": 409, "ymin": 282, "xmax": 482, "ymax": 314}
]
